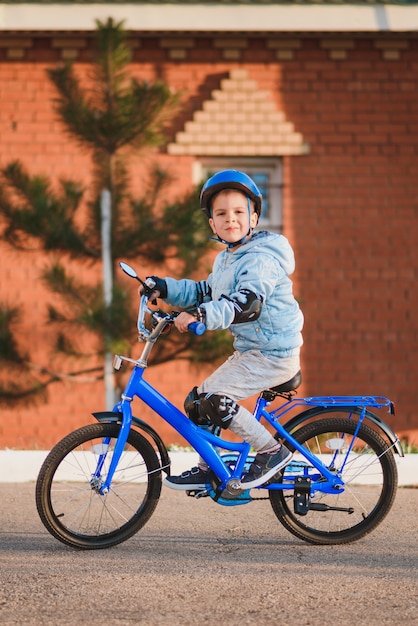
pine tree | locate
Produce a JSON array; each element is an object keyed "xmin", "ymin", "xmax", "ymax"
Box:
[{"xmin": 0, "ymin": 18, "xmax": 231, "ymax": 405}]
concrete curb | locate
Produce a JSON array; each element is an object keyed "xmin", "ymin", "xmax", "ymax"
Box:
[{"xmin": 0, "ymin": 449, "xmax": 417, "ymax": 486}]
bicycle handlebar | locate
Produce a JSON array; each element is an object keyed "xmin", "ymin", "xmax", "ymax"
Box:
[
  {"xmin": 188, "ymin": 321, "xmax": 206, "ymax": 336},
  {"xmin": 119, "ymin": 261, "xmax": 206, "ymax": 339}
]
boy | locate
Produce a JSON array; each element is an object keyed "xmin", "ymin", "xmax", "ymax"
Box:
[{"xmin": 146, "ymin": 170, "xmax": 303, "ymax": 490}]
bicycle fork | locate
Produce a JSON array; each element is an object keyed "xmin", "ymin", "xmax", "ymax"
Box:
[{"xmin": 91, "ymin": 396, "xmax": 133, "ymax": 495}]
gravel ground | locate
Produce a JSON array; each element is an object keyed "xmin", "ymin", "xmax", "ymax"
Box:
[{"xmin": 0, "ymin": 483, "xmax": 417, "ymax": 625}]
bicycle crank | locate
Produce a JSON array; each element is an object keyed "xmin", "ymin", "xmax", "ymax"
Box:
[{"xmin": 225, "ymin": 478, "xmax": 244, "ymax": 495}]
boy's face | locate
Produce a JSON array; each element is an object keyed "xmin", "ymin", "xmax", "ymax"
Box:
[{"xmin": 209, "ymin": 190, "xmax": 258, "ymax": 245}]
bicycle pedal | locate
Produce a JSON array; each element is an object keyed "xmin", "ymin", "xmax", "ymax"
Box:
[{"xmin": 186, "ymin": 489, "xmax": 209, "ymax": 498}]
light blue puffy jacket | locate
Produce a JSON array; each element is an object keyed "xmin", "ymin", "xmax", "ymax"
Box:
[{"xmin": 164, "ymin": 230, "xmax": 304, "ymax": 357}]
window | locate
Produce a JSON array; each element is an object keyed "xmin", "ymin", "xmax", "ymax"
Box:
[{"xmin": 193, "ymin": 158, "xmax": 283, "ymax": 232}]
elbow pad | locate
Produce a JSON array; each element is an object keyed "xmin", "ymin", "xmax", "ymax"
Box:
[{"xmin": 221, "ymin": 289, "xmax": 263, "ymax": 324}]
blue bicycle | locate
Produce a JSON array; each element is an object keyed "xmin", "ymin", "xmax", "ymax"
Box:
[{"xmin": 36, "ymin": 262, "xmax": 403, "ymax": 549}]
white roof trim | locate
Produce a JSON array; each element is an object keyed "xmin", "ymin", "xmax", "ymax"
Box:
[{"xmin": 0, "ymin": 3, "xmax": 418, "ymax": 33}]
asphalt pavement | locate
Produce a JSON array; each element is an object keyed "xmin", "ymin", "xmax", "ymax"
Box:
[{"xmin": 0, "ymin": 483, "xmax": 417, "ymax": 625}]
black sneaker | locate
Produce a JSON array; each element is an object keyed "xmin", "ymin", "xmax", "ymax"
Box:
[
  {"xmin": 240, "ymin": 445, "xmax": 293, "ymax": 489},
  {"xmin": 163, "ymin": 466, "xmax": 209, "ymax": 491}
]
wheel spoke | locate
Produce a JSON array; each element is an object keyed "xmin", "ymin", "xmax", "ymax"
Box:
[
  {"xmin": 36, "ymin": 423, "xmax": 162, "ymax": 549},
  {"xmin": 270, "ymin": 412, "xmax": 397, "ymax": 544}
]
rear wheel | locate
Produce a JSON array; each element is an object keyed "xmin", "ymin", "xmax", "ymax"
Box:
[
  {"xmin": 270, "ymin": 416, "xmax": 397, "ymax": 544},
  {"xmin": 36, "ymin": 423, "xmax": 162, "ymax": 549}
]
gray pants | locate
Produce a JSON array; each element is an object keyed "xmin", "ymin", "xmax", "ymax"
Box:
[{"xmin": 197, "ymin": 350, "xmax": 300, "ymax": 468}]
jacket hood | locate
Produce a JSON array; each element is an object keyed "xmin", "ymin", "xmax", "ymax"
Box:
[{"xmin": 229, "ymin": 230, "xmax": 295, "ymax": 276}]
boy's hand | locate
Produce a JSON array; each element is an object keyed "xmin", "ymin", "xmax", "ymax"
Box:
[
  {"xmin": 174, "ymin": 312, "xmax": 198, "ymax": 333},
  {"xmin": 139, "ymin": 276, "xmax": 167, "ymax": 304}
]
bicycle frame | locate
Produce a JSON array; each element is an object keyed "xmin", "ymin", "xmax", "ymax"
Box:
[{"xmin": 96, "ymin": 359, "xmax": 400, "ymax": 498}]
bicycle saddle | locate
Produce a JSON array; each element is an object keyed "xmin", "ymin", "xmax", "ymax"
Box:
[{"xmin": 267, "ymin": 370, "xmax": 302, "ymax": 394}]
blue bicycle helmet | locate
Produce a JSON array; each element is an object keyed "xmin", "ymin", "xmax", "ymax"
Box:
[{"xmin": 200, "ymin": 170, "xmax": 263, "ymax": 218}]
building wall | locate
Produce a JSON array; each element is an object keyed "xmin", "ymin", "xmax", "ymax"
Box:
[{"xmin": 0, "ymin": 33, "xmax": 417, "ymax": 448}]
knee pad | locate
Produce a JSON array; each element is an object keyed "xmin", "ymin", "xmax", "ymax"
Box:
[
  {"xmin": 198, "ymin": 393, "xmax": 239, "ymax": 430},
  {"xmin": 184, "ymin": 387, "xmax": 211, "ymax": 426}
]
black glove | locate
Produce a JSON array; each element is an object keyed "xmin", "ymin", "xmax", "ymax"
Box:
[
  {"xmin": 147, "ymin": 276, "xmax": 167, "ymax": 299},
  {"xmin": 142, "ymin": 276, "xmax": 167, "ymax": 303}
]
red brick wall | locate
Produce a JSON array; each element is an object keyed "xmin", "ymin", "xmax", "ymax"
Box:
[{"xmin": 0, "ymin": 33, "xmax": 417, "ymax": 448}]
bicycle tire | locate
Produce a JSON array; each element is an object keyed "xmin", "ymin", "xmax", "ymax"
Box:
[
  {"xmin": 36, "ymin": 423, "xmax": 162, "ymax": 549},
  {"xmin": 270, "ymin": 415, "xmax": 398, "ymax": 545}
]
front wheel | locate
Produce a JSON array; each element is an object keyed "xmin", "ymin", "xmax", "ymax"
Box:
[
  {"xmin": 270, "ymin": 416, "xmax": 398, "ymax": 545},
  {"xmin": 36, "ymin": 423, "xmax": 162, "ymax": 549}
]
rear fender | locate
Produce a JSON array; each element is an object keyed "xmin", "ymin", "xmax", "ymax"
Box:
[
  {"xmin": 92, "ymin": 411, "xmax": 171, "ymax": 474},
  {"xmin": 281, "ymin": 406, "xmax": 404, "ymax": 457}
]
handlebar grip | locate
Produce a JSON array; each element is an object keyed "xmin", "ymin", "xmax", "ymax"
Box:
[{"xmin": 188, "ymin": 321, "xmax": 206, "ymax": 336}]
